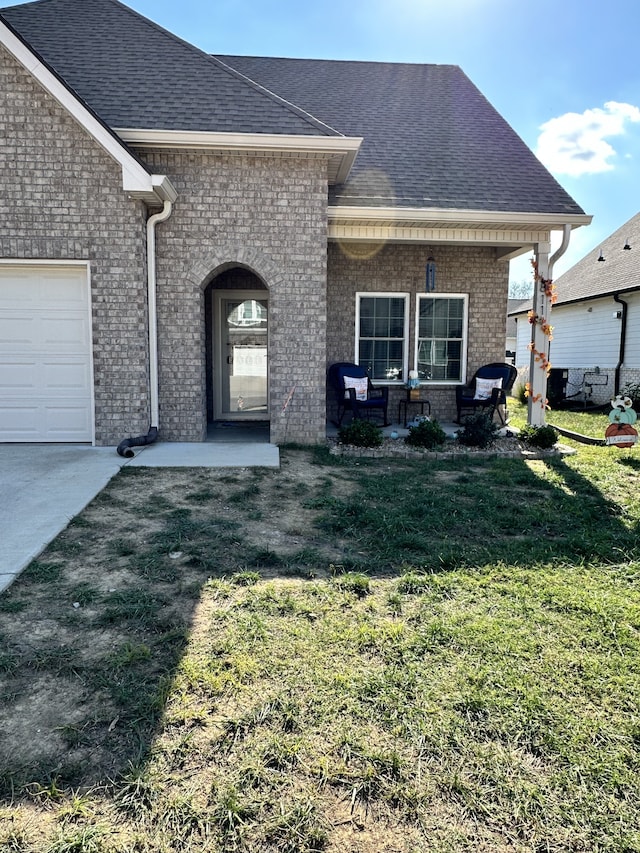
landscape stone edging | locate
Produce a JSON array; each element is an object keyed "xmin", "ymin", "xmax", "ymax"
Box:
[{"xmin": 329, "ymin": 442, "xmax": 577, "ymax": 460}]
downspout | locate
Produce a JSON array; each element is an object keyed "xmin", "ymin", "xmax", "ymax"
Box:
[
  {"xmin": 548, "ymin": 223, "xmax": 572, "ymax": 278},
  {"xmin": 117, "ymin": 199, "xmax": 173, "ymax": 457},
  {"xmin": 613, "ymin": 293, "xmax": 628, "ymax": 396}
]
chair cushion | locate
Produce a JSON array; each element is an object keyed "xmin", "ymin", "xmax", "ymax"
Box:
[
  {"xmin": 474, "ymin": 377, "xmax": 503, "ymax": 401},
  {"xmin": 343, "ymin": 376, "xmax": 368, "ymax": 401}
]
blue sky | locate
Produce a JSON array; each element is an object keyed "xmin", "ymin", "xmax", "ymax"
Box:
[{"xmin": 4, "ymin": 0, "xmax": 640, "ymax": 283}]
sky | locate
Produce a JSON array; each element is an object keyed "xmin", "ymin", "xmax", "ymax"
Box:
[{"xmin": 3, "ymin": 0, "xmax": 640, "ymax": 285}]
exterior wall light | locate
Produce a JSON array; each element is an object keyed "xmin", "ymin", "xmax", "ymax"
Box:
[{"xmin": 425, "ymin": 256, "xmax": 436, "ymax": 291}]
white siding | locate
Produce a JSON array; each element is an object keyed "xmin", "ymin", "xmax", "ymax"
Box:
[
  {"xmin": 549, "ymin": 299, "xmax": 621, "ymax": 369},
  {"xmin": 623, "ymin": 292, "xmax": 640, "ymax": 367},
  {"xmin": 514, "ymin": 314, "xmax": 531, "ymax": 370}
]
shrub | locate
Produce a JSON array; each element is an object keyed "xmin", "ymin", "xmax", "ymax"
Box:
[
  {"xmin": 405, "ymin": 418, "xmax": 447, "ymax": 449},
  {"xmin": 519, "ymin": 424, "xmax": 558, "ymax": 448},
  {"xmin": 456, "ymin": 412, "xmax": 500, "ymax": 448},
  {"xmin": 515, "ymin": 383, "xmax": 528, "ymax": 405},
  {"xmin": 338, "ymin": 419, "xmax": 383, "ymax": 447},
  {"xmin": 621, "ymin": 381, "xmax": 640, "ymax": 410}
]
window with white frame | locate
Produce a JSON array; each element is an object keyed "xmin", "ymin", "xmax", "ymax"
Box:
[
  {"xmin": 415, "ymin": 294, "xmax": 467, "ymax": 383},
  {"xmin": 356, "ymin": 293, "xmax": 409, "ymax": 382}
]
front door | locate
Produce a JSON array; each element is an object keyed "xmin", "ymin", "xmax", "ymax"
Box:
[{"xmin": 214, "ymin": 292, "xmax": 268, "ymax": 420}]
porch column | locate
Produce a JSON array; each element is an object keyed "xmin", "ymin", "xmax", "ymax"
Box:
[{"xmin": 528, "ymin": 241, "xmax": 552, "ymax": 426}]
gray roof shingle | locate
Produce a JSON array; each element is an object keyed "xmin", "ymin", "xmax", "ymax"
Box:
[
  {"xmin": 2, "ymin": 0, "xmax": 585, "ymax": 216},
  {"xmin": 217, "ymin": 56, "xmax": 585, "ymax": 215},
  {"xmin": 1, "ymin": 0, "xmax": 339, "ymax": 136}
]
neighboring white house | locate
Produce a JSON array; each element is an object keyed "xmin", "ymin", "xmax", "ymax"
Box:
[
  {"xmin": 511, "ymin": 212, "xmax": 640, "ymax": 406},
  {"xmin": 506, "ymin": 298, "xmax": 528, "ymax": 364}
]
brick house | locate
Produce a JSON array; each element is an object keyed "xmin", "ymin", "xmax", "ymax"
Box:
[{"xmin": 0, "ymin": 0, "xmax": 590, "ymax": 446}]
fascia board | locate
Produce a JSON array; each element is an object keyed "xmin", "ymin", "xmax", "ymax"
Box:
[
  {"xmin": 1, "ymin": 19, "xmax": 173, "ymax": 203},
  {"xmin": 116, "ymin": 128, "xmax": 362, "ymax": 184},
  {"xmin": 328, "ymin": 205, "xmax": 593, "ymax": 230}
]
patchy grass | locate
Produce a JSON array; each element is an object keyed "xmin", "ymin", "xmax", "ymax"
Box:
[{"xmin": 1, "ymin": 443, "xmax": 639, "ymax": 851}]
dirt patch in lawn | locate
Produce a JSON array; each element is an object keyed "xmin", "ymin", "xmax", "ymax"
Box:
[{"xmin": 0, "ymin": 450, "xmax": 359, "ymax": 791}]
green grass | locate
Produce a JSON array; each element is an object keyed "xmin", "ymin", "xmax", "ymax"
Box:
[
  {"xmin": 1, "ymin": 441, "xmax": 640, "ymax": 851},
  {"xmin": 510, "ymin": 398, "xmax": 611, "ymax": 439}
]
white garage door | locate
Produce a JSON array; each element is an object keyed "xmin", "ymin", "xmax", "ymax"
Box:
[{"xmin": 0, "ymin": 265, "xmax": 93, "ymax": 442}]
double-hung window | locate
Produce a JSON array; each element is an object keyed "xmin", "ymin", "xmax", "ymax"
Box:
[
  {"xmin": 356, "ymin": 293, "xmax": 409, "ymax": 382},
  {"xmin": 415, "ymin": 294, "xmax": 467, "ymax": 383}
]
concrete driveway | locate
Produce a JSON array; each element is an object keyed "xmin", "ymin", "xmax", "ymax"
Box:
[
  {"xmin": 0, "ymin": 440, "xmax": 280, "ymax": 593},
  {"xmin": 0, "ymin": 445, "xmax": 126, "ymax": 593}
]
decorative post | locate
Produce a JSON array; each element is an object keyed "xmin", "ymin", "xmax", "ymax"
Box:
[{"xmin": 526, "ymin": 241, "xmax": 555, "ymax": 426}]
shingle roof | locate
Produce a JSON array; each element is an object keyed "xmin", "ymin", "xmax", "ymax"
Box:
[
  {"xmin": 2, "ymin": 0, "xmax": 586, "ymax": 216},
  {"xmin": 217, "ymin": 56, "xmax": 585, "ymax": 215},
  {"xmin": 0, "ymin": 0, "xmax": 339, "ymax": 136},
  {"xmin": 554, "ymin": 212, "xmax": 640, "ymax": 305}
]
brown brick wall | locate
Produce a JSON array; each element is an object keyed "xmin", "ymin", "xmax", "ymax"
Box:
[
  {"xmin": 0, "ymin": 45, "xmax": 149, "ymax": 446},
  {"xmin": 139, "ymin": 149, "xmax": 329, "ymax": 444},
  {"xmin": 327, "ymin": 242, "xmax": 509, "ymax": 422}
]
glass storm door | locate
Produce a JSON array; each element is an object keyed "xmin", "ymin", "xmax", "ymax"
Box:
[{"xmin": 215, "ymin": 293, "xmax": 268, "ymax": 419}]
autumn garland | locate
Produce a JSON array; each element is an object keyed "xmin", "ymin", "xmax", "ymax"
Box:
[{"xmin": 524, "ymin": 259, "xmax": 557, "ymax": 407}]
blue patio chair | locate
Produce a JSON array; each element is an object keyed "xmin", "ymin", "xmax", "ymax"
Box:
[
  {"xmin": 328, "ymin": 362, "xmax": 390, "ymax": 426},
  {"xmin": 456, "ymin": 362, "xmax": 518, "ymax": 425}
]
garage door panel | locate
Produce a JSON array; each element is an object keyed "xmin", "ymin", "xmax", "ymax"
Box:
[
  {"xmin": 0, "ymin": 359, "xmax": 40, "ymax": 392},
  {"xmin": 0, "ymin": 403, "xmax": 41, "ymax": 438},
  {"xmin": 0, "ymin": 356, "xmax": 90, "ymax": 394},
  {"xmin": 0, "ymin": 399, "xmax": 92, "ymax": 441},
  {"xmin": 41, "ymin": 316, "xmax": 90, "ymax": 350},
  {"xmin": 0, "ymin": 265, "xmax": 93, "ymax": 442},
  {"xmin": 0, "ymin": 315, "xmax": 38, "ymax": 349},
  {"xmin": 40, "ymin": 275, "xmax": 88, "ymax": 307},
  {"xmin": 1, "ymin": 268, "xmax": 86, "ymax": 306},
  {"xmin": 0, "ymin": 314, "xmax": 89, "ymax": 352},
  {"xmin": 44, "ymin": 359, "xmax": 91, "ymax": 392},
  {"xmin": 46, "ymin": 401, "xmax": 93, "ymax": 437}
]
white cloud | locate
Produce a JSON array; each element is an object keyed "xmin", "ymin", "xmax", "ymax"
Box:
[{"xmin": 535, "ymin": 101, "xmax": 640, "ymax": 176}]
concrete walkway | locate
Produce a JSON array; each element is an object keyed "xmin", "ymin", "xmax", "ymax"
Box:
[
  {"xmin": 0, "ymin": 440, "xmax": 279, "ymax": 593},
  {"xmin": 126, "ymin": 440, "xmax": 279, "ymax": 468}
]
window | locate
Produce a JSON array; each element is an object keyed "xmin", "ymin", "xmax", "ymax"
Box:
[
  {"xmin": 416, "ymin": 295, "xmax": 467, "ymax": 383},
  {"xmin": 356, "ymin": 294, "xmax": 409, "ymax": 381}
]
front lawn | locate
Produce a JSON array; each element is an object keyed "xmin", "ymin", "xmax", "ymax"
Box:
[
  {"xmin": 510, "ymin": 398, "xmax": 611, "ymax": 441},
  {"xmin": 1, "ymin": 440, "xmax": 639, "ymax": 852}
]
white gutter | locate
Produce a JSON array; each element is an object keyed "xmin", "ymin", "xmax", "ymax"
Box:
[
  {"xmin": 549, "ymin": 222, "xmax": 572, "ymax": 276},
  {"xmin": 328, "ymin": 205, "xmax": 592, "ymax": 229},
  {"xmin": 147, "ymin": 200, "xmax": 174, "ymax": 428}
]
